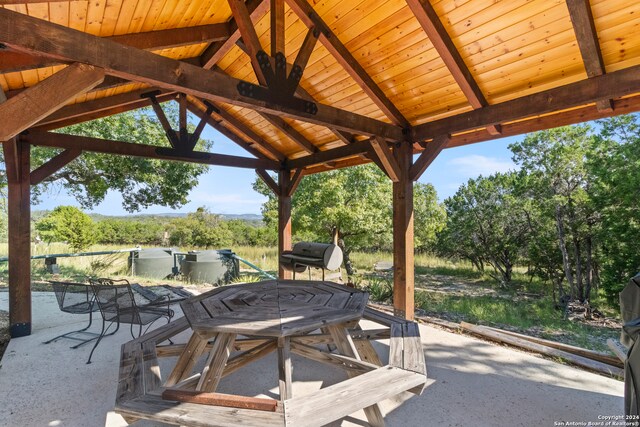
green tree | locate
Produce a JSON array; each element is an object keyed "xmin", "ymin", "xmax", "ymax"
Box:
[
  {"xmin": 414, "ymin": 182, "xmax": 446, "ymax": 252},
  {"xmin": 438, "ymin": 172, "xmax": 527, "ymax": 286},
  {"xmin": 588, "ymin": 115, "xmax": 640, "ymax": 302},
  {"xmin": 510, "ymin": 125, "xmax": 597, "ymax": 302},
  {"xmin": 18, "ymin": 102, "xmax": 212, "ymax": 212},
  {"xmin": 35, "ymin": 206, "xmax": 96, "ymax": 252},
  {"xmin": 254, "ymin": 164, "xmax": 446, "ymax": 275},
  {"xmin": 168, "ymin": 208, "xmax": 233, "ymax": 248}
]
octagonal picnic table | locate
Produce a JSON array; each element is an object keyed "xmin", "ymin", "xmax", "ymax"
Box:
[{"xmin": 115, "ymin": 280, "xmax": 429, "ymax": 427}]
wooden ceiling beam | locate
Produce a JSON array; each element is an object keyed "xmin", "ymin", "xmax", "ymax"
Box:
[
  {"xmin": 566, "ymin": 0, "xmax": 612, "ymax": 112},
  {"xmin": 201, "ymin": 0, "xmax": 269, "ymax": 69},
  {"xmin": 409, "ymin": 134, "xmax": 448, "ymax": 181},
  {"xmin": 0, "ymin": 8, "xmax": 403, "ymax": 140},
  {"xmin": 256, "ymin": 168, "xmax": 281, "ymax": 196},
  {"xmin": 304, "ymin": 92, "xmax": 640, "ymax": 176},
  {"xmin": 271, "ymin": 0, "xmax": 285, "ymax": 56},
  {"xmin": 406, "ymin": 0, "xmax": 500, "ymax": 136},
  {"xmin": 291, "ymin": 28, "xmax": 318, "ymax": 81},
  {"xmin": 0, "ymin": 24, "xmax": 229, "ymax": 75},
  {"xmin": 286, "ymin": 168, "xmax": 304, "ymax": 196},
  {"xmin": 33, "ymin": 88, "xmax": 176, "ymax": 131},
  {"xmin": 227, "ymin": 0, "xmax": 267, "ymax": 84},
  {"xmin": 0, "ymin": 63, "xmax": 104, "ymax": 141},
  {"xmin": 30, "ymin": 148, "xmax": 82, "ymax": 186},
  {"xmin": 203, "ymin": 100, "xmax": 287, "ymax": 162},
  {"xmin": 261, "ymin": 114, "xmax": 317, "ymax": 154},
  {"xmin": 287, "ymin": 139, "xmax": 372, "ymax": 169},
  {"xmin": 220, "ymin": 35, "xmax": 319, "ymax": 155},
  {"xmin": 21, "ymin": 132, "xmax": 280, "ymax": 170},
  {"xmin": 185, "ymin": 100, "xmax": 273, "ymax": 161},
  {"xmin": 447, "ymin": 94, "xmax": 640, "ymax": 149},
  {"xmin": 286, "ymin": 0, "xmax": 409, "ymax": 128},
  {"xmin": 369, "ymin": 136, "xmax": 400, "ymax": 182},
  {"xmin": 413, "ymin": 64, "xmax": 640, "ymax": 141}
]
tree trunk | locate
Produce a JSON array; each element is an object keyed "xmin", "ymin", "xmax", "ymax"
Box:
[
  {"xmin": 335, "ymin": 229, "xmax": 354, "ymax": 276},
  {"xmin": 555, "ymin": 205, "xmax": 575, "ymax": 299},
  {"xmin": 585, "ymin": 234, "xmax": 593, "ymax": 302}
]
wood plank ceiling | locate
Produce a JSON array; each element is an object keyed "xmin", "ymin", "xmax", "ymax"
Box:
[{"xmin": 0, "ymin": 0, "xmax": 639, "ymax": 173}]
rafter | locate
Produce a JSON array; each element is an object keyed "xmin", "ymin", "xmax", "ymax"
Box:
[
  {"xmin": 286, "ymin": 0, "xmax": 409, "ymax": 128},
  {"xmin": 227, "ymin": 0, "xmax": 266, "ymax": 84},
  {"xmin": 202, "ymin": 100, "xmax": 287, "ymax": 162},
  {"xmin": 21, "ymin": 132, "xmax": 279, "ymax": 171},
  {"xmin": 189, "ymin": 106, "xmax": 272, "ymax": 161},
  {"xmin": 413, "ymin": 64, "xmax": 640, "ymax": 141},
  {"xmin": 261, "ymin": 115, "xmax": 318, "ymax": 154},
  {"xmin": 409, "ymin": 135, "xmax": 448, "ymax": 181},
  {"xmin": 0, "ymin": 24, "xmax": 229, "ymax": 75},
  {"xmin": 566, "ymin": 0, "xmax": 612, "ymax": 112},
  {"xmin": 0, "ymin": 63, "xmax": 104, "ymax": 141},
  {"xmin": 271, "ymin": 0, "xmax": 285, "ymax": 56},
  {"xmin": 406, "ymin": 0, "xmax": 501, "ymax": 136},
  {"xmin": 0, "ymin": 8, "xmax": 403, "ymax": 140},
  {"xmin": 201, "ymin": 0, "xmax": 269, "ymax": 69},
  {"xmin": 30, "ymin": 149, "xmax": 82, "ymax": 186}
]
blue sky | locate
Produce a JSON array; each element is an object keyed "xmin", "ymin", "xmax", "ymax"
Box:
[{"xmin": 33, "ymin": 124, "xmax": 522, "ymax": 216}]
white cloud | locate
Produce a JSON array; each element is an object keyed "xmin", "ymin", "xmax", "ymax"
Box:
[{"xmin": 447, "ymin": 155, "xmax": 516, "ymax": 177}]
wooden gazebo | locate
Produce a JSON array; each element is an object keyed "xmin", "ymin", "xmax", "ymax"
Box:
[{"xmin": 1, "ymin": 0, "xmax": 639, "ymax": 338}]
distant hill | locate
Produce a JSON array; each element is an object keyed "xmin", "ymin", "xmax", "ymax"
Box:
[{"xmin": 32, "ymin": 210, "xmax": 263, "ymax": 223}]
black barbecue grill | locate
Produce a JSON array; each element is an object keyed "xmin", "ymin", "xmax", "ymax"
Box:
[{"xmin": 280, "ymin": 242, "xmax": 343, "ymax": 280}]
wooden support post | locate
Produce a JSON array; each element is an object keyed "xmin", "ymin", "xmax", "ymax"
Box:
[
  {"xmin": 392, "ymin": 142, "xmax": 414, "ymax": 320},
  {"xmin": 278, "ymin": 169, "xmax": 292, "ymax": 280},
  {"xmin": 3, "ymin": 138, "xmax": 31, "ymax": 337}
]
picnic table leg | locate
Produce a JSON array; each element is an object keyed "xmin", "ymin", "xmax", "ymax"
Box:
[
  {"xmin": 165, "ymin": 333, "xmax": 210, "ymax": 387},
  {"xmin": 277, "ymin": 336, "xmax": 293, "ymax": 399},
  {"xmin": 197, "ymin": 333, "xmax": 237, "ymax": 392},
  {"xmin": 327, "ymin": 325, "xmax": 386, "ymax": 427}
]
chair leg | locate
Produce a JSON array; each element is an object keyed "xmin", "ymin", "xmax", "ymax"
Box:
[
  {"xmin": 87, "ymin": 321, "xmax": 108, "ymax": 364},
  {"xmin": 86, "ymin": 318, "xmax": 118, "ymax": 364},
  {"xmin": 44, "ymin": 311, "xmax": 98, "ymax": 347}
]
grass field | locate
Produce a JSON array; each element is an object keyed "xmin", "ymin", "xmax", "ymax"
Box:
[{"xmin": 0, "ymin": 242, "xmax": 621, "ymax": 353}]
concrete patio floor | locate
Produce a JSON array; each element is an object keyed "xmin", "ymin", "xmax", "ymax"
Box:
[{"xmin": 0, "ymin": 291, "xmax": 625, "ymax": 427}]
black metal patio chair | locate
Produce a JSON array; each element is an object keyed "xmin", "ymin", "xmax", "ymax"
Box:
[
  {"xmin": 86, "ymin": 278, "xmax": 174, "ymax": 364},
  {"xmin": 44, "ymin": 281, "xmax": 102, "ymax": 348}
]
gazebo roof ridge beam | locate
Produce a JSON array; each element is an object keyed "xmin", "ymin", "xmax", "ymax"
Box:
[
  {"xmin": 0, "ymin": 8, "xmax": 403, "ymax": 140},
  {"xmin": 405, "ymin": 0, "xmax": 501, "ymax": 136},
  {"xmin": 285, "ymin": 0, "xmax": 410, "ymax": 128},
  {"xmin": 413, "ymin": 64, "xmax": 640, "ymax": 141},
  {"xmin": 566, "ymin": 0, "xmax": 613, "ymax": 112}
]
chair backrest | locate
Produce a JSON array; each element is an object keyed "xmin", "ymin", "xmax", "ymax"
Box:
[
  {"xmin": 49, "ymin": 281, "xmax": 96, "ymax": 314},
  {"xmin": 89, "ymin": 278, "xmax": 141, "ymax": 324}
]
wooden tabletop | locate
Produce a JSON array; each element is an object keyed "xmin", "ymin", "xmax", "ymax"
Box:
[{"xmin": 181, "ymin": 280, "xmax": 368, "ymax": 338}]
